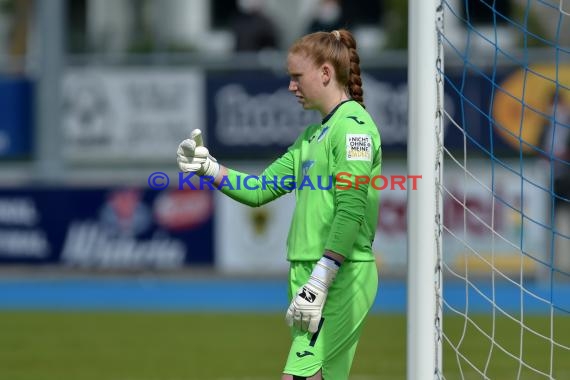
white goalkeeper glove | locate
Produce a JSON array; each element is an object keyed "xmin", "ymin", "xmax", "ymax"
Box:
[
  {"xmin": 286, "ymin": 256, "xmax": 340, "ymax": 333},
  {"xmin": 177, "ymin": 129, "xmax": 220, "ymax": 178}
]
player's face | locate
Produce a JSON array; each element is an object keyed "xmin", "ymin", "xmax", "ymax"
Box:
[{"xmin": 287, "ymin": 52, "xmax": 325, "ymax": 111}]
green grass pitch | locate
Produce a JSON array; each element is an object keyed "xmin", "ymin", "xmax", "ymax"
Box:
[{"xmin": 0, "ymin": 312, "xmax": 569, "ymax": 379}]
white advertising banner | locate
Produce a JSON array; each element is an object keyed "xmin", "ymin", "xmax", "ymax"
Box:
[
  {"xmin": 374, "ymin": 159, "xmax": 548, "ymax": 275},
  {"xmin": 61, "ymin": 68, "xmax": 204, "ymax": 163}
]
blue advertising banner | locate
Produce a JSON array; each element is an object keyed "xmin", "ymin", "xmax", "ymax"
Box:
[
  {"xmin": 442, "ymin": 66, "xmax": 517, "ymax": 156},
  {"xmin": 0, "ymin": 188, "xmax": 213, "ymax": 268},
  {"xmin": 206, "ymin": 67, "xmax": 518, "ymax": 158},
  {"xmin": 206, "ymin": 70, "xmax": 315, "ymax": 159},
  {"xmin": 0, "ymin": 76, "xmax": 33, "ymax": 158}
]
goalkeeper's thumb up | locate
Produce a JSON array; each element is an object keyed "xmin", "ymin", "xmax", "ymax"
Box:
[
  {"xmin": 190, "ymin": 128, "xmax": 204, "ymax": 147},
  {"xmin": 177, "ymin": 129, "xmax": 220, "ymax": 178}
]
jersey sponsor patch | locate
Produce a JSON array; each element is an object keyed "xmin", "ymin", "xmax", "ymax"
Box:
[{"xmin": 346, "ymin": 134, "xmax": 372, "ymax": 161}]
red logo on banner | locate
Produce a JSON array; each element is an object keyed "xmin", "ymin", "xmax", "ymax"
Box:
[{"xmin": 154, "ymin": 190, "xmax": 213, "ymax": 231}]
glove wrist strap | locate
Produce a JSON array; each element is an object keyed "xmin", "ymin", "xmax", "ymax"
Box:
[
  {"xmin": 204, "ymin": 161, "xmax": 220, "ymax": 179},
  {"xmin": 308, "ymin": 256, "xmax": 340, "ymax": 291}
]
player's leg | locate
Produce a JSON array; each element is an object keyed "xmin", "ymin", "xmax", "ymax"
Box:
[
  {"xmin": 283, "ymin": 260, "xmax": 378, "ymax": 380},
  {"xmin": 320, "ymin": 260, "xmax": 378, "ymax": 379},
  {"xmin": 283, "ymin": 262, "xmax": 325, "ymax": 378}
]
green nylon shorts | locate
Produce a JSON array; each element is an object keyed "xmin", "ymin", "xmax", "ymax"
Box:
[{"xmin": 283, "ymin": 260, "xmax": 378, "ymax": 380}]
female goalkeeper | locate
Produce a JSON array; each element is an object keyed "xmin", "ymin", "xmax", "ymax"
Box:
[{"xmin": 177, "ymin": 29, "xmax": 382, "ymax": 380}]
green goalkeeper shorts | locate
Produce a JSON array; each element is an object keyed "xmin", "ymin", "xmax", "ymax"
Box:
[{"xmin": 283, "ymin": 260, "xmax": 378, "ymax": 380}]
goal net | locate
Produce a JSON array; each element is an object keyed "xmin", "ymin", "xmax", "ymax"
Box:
[{"xmin": 437, "ymin": 0, "xmax": 570, "ymax": 378}]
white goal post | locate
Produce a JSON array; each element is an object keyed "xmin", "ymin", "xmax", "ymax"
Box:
[{"xmin": 407, "ymin": 0, "xmax": 444, "ymax": 378}]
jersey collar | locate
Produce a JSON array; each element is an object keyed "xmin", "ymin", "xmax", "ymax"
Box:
[{"xmin": 321, "ymin": 99, "xmax": 354, "ymax": 125}]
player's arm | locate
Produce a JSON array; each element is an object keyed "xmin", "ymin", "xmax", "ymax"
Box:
[
  {"xmin": 213, "ymin": 151, "xmax": 296, "ymax": 207},
  {"xmin": 325, "ymin": 122, "xmax": 377, "ymax": 260},
  {"xmin": 177, "ymin": 129, "xmax": 296, "ymax": 207}
]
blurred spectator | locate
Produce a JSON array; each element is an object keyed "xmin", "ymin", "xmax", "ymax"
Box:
[
  {"xmin": 541, "ymin": 91, "xmax": 570, "ymax": 272},
  {"xmin": 307, "ymin": 0, "xmax": 345, "ymax": 34},
  {"xmin": 230, "ymin": 0, "xmax": 278, "ymax": 52}
]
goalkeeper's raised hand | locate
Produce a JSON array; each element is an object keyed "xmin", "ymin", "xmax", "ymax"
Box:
[
  {"xmin": 177, "ymin": 129, "xmax": 220, "ymax": 178},
  {"xmin": 285, "ymin": 256, "xmax": 340, "ymax": 333}
]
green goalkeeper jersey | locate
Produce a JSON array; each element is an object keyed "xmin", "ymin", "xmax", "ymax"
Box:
[{"xmin": 220, "ymin": 100, "xmax": 382, "ymax": 261}]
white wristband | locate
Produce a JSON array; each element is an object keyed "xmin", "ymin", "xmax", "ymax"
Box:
[{"xmin": 308, "ymin": 256, "xmax": 340, "ymax": 291}]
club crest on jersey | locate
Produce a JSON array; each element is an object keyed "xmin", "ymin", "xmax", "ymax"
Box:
[
  {"xmin": 346, "ymin": 134, "xmax": 372, "ymax": 161},
  {"xmin": 317, "ymin": 126, "xmax": 329, "ymax": 142},
  {"xmin": 302, "ymin": 160, "xmax": 315, "ymax": 176}
]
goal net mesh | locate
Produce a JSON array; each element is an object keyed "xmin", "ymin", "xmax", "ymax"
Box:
[{"xmin": 438, "ymin": 0, "xmax": 570, "ymax": 377}]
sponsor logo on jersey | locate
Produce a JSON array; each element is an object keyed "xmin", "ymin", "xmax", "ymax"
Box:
[
  {"xmin": 296, "ymin": 351, "xmax": 315, "ymax": 358},
  {"xmin": 346, "ymin": 134, "xmax": 372, "ymax": 161}
]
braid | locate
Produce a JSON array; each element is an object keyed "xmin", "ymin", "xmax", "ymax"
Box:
[{"xmin": 338, "ymin": 30, "xmax": 365, "ymax": 108}]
